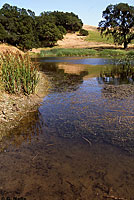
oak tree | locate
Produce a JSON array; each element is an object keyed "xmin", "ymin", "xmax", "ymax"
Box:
[{"xmin": 98, "ymin": 3, "xmax": 134, "ymax": 49}]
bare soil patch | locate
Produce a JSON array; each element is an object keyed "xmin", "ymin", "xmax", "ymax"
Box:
[
  {"xmin": 57, "ymin": 32, "xmax": 116, "ymax": 49},
  {"xmin": 57, "ymin": 25, "xmax": 116, "ymax": 49},
  {"xmin": 83, "ymin": 24, "xmax": 98, "ymax": 31},
  {"xmin": 57, "ymin": 25, "xmax": 134, "ymax": 49}
]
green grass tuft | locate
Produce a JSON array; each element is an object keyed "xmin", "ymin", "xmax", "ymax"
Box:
[{"xmin": 0, "ymin": 51, "xmax": 39, "ymax": 95}]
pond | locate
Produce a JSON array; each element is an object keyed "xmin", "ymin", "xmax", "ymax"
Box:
[{"xmin": 1, "ymin": 57, "xmax": 134, "ymax": 200}]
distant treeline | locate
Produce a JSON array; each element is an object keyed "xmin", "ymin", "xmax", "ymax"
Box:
[{"xmin": 0, "ymin": 4, "xmax": 83, "ymax": 50}]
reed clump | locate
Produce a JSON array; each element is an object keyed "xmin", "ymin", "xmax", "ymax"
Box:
[
  {"xmin": 40, "ymin": 48, "xmax": 97, "ymax": 57},
  {"xmin": 0, "ymin": 50, "xmax": 39, "ymax": 95},
  {"xmin": 40, "ymin": 48, "xmax": 134, "ymax": 58}
]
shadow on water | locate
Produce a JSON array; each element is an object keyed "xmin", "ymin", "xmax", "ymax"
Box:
[
  {"xmin": 0, "ymin": 110, "xmax": 45, "ymax": 152},
  {"xmin": 1, "ymin": 57, "xmax": 134, "ymax": 199}
]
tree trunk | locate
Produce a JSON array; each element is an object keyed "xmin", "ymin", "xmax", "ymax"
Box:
[{"xmin": 124, "ymin": 41, "xmax": 128, "ymax": 49}]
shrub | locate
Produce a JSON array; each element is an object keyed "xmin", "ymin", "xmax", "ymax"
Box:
[
  {"xmin": 79, "ymin": 29, "xmax": 89, "ymax": 36},
  {"xmin": 0, "ymin": 51, "xmax": 39, "ymax": 95}
]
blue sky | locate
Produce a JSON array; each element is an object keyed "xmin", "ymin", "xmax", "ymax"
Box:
[{"xmin": 0, "ymin": 0, "xmax": 133, "ymax": 26}]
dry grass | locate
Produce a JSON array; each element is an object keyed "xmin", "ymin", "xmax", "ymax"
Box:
[{"xmin": 0, "ymin": 44, "xmax": 24, "ymax": 54}]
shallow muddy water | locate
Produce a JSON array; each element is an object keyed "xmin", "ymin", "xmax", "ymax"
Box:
[{"xmin": 1, "ymin": 57, "xmax": 134, "ymax": 200}]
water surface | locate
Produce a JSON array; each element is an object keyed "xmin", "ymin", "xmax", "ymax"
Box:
[{"xmin": 1, "ymin": 57, "xmax": 134, "ymax": 200}]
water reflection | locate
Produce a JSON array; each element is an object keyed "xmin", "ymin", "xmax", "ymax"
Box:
[
  {"xmin": 1, "ymin": 57, "xmax": 134, "ymax": 199},
  {"xmin": 36, "ymin": 59, "xmax": 134, "ymax": 154},
  {"xmin": 98, "ymin": 64, "xmax": 134, "ymax": 85},
  {"xmin": 0, "ymin": 110, "xmax": 44, "ymax": 151},
  {"xmin": 41, "ymin": 57, "xmax": 114, "ymax": 65},
  {"xmin": 39, "ymin": 62, "xmax": 88, "ymax": 92},
  {"xmin": 39, "ymin": 58, "xmax": 134, "ymax": 87},
  {"xmin": 4, "ymin": 59, "xmax": 134, "ymax": 154}
]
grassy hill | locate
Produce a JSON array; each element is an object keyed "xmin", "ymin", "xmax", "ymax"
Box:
[
  {"xmin": 85, "ymin": 30, "xmax": 114, "ymax": 44},
  {"xmin": 83, "ymin": 25, "xmax": 134, "ymax": 45}
]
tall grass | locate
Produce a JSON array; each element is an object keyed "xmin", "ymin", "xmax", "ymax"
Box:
[
  {"xmin": 40, "ymin": 48, "xmax": 97, "ymax": 57},
  {"xmin": 99, "ymin": 49, "xmax": 126, "ymax": 57},
  {"xmin": 0, "ymin": 51, "xmax": 39, "ymax": 95},
  {"xmin": 40, "ymin": 48, "xmax": 134, "ymax": 58}
]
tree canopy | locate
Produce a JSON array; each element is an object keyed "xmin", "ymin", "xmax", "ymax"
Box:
[
  {"xmin": 0, "ymin": 3, "xmax": 83, "ymax": 50},
  {"xmin": 48, "ymin": 11, "xmax": 83, "ymax": 32},
  {"xmin": 98, "ymin": 3, "xmax": 134, "ymax": 49}
]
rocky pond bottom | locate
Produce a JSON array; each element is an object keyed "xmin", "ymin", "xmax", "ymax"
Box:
[{"xmin": 1, "ymin": 57, "xmax": 134, "ymax": 199}]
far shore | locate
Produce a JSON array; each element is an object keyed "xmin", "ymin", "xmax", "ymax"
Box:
[{"xmin": 30, "ymin": 25, "xmax": 134, "ymax": 54}]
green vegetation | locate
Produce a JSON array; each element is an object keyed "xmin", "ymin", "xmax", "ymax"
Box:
[
  {"xmin": 99, "ymin": 49, "xmax": 126, "ymax": 57},
  {"xmin": 40, "ymin": 48, "xmax": 134, "ymax": 58},
  {"xmin": 79, "ymin": 29, "xmax": 89, "ymax": 36},
  {"xmin": 36, "ymin": 22, "xmax": 64, "ymax": 47},
  {"xmin": 85, "ymin": 30, "xmax": 114, "ymax": 44},
  {"xmin": 40, "ymin": 48, "xmax": 97, "ymax": 57},
  {"xmin": 0, "ymin": 4, "xmax": 83, "ymax": 50},
  {"xmin": 0, "ymin": 51, "xmax": 39, "ymax": 94},
  {"xmin": 85, "ymin": 29, "xmax": 134, "ymax": 45},
  {"xmin": 126, "ymin": 51, "xmax": 134, "ymax": 57},
  {"xmin": 98, "ymin": 3, "xmax": 134, "ymax": 49},
  {"xmin": 42, "ymin": 11, "xmax": 83, "ymax": 32}
]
